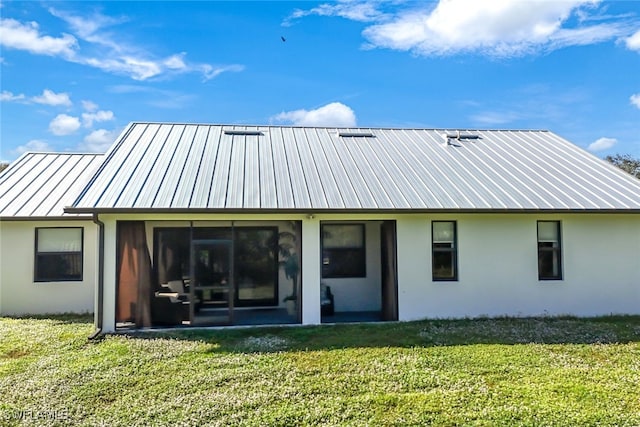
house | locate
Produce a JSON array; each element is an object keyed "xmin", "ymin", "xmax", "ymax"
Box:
[
  {"xmin": 0, "ymin": 152, "xmax": 103, "ymax": 315},
  {"xmin": 60, "ymin": 122, "xmax": 640, "ymax": 333},
  {"xmin": 1, "ymin": 123, "xmax": 639, "ymax": 331}
]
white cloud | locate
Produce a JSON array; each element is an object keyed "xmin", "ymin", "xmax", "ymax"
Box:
[
  {"xmin": 48, "ymin": 7, "xmax": 125, "ymax": 51},
  {"xmin": 1, "ymin": 88, "xmax": 71, "ymax": 106},
  {"xmin": 550, "ymin": 22, "xmax": 636, "ymax": 50},
  {"xmin": 0, "ymin": 18, "xmax": 77, "ymax": 57},
  {"xmin": 364, "ymin": 0, "xmax": 619, "ymax": 57},
  {"xmin": 291, "ymin": 0, "xmax": 637, "ymax": 58},
  {"xmin": 81, "ymin": 55, "xmax": 244, "ymax": 81},
  {"xmin": 78, "ymin": 129, "xmax": 119, "ymax": 153},
  {"xmin": 626, "ymin": 29, "xmax": 640, "ymax": 51},
  {"xmin": 2, "ymin": 88, "xmax": 72, "ymax": 106},
  {"xmin": 1, "ymin": 9, "xmax": 244, "ymax": 82},
  {"xmin": 81, "ymin": 100, "xmax": 99, "ymax": 112},
  {"xmin": 284, "ymin": 1, "xmax": 388, "ymax": 26},
  {"xmin": 0, "ymin": 90, "xmax": 25, "ymax": 102},
  {"xmin": 32, "ymin": 89, "xmax": 72, "ymax": 106},
  {"xmin": 631, "ymin": 93, "xmax": 640, "ymax": 109},
  {"xmin": 164, "ymin": 53, "xmax": 187, "ymax": 70},
  {"xmin": 470, "ymin": 111, "xmax": 522, "ymax": 126},
  {"xmin": 273, "ymin": 102, "xmax": 357, "ymax": 127},
  {"xmin": 83, "ymin": 56, "xmax": 163, "ymax": 81},
  {"xmin": 200, "ymin": 64, "xmax": 246, "ymax": 81},
  {"xmin": 12, "ymin": 139, "xmax": 54, "ymax": 155},
  {"xmin": 588, "ymin": 137, "xmax": 617, "ymax": 152},
  {"xmin": 49, "ymin": 9, "xmax": 242, "ymax": 81},
  {"xmin": 49, "ymin": 114, "xmax": 81, "ymax": 135},
  {"xmin": 82, "ymin": 110, "xmax": 114, "ymax": 128}
]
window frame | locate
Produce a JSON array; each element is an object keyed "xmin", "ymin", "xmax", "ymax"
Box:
[
  {"xmin": 537, "ymin": 220, "xmax": 563, "ymax": 281},
  {"xmin": 321, "ymin": 223, "xmax": 366, "ymax": 279},
  {"xmin": 431, "ymin": 221, "xmax": 458, "ymax": 281},
  {"xmin": 34, "ymin": 227, "xmax": 84, "ymax": 282}
]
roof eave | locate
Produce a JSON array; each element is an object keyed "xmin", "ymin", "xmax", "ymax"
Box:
[
  {"xmin": 0, "ymin": 215, "xmax": 95, "ymax": 222},
  {"xmin": 63, "ymin": 207, "xmax": 640, "ymax": 215}
]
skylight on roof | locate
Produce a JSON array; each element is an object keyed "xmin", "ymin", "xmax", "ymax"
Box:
[
  {"xmin": 443, "ymin": 131, "xmax": 480, "ymax": 140},
  {"xmin": 338, "ymin": 131, "xmax": 375, "ymax": 137},
  {"xmin": 224, "ymin": 130, "xmax": 263, "ymax": 136}
]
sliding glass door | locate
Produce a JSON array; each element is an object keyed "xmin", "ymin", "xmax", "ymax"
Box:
[
  {"xmin": 154, "ymin": 225, "xmax": 279, "ymax": 312},
  {"xmin": 234, "ymin": 227, "xmax": 278, "ymax": 306},
  {"xmin": 191, "ymin": 239, "xmax": 233, "ymax": 325}
]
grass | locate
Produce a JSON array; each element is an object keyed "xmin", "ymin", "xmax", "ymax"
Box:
[{"xmin": 1, "ymin": 315, "xmax": 639, "ymax": 426}]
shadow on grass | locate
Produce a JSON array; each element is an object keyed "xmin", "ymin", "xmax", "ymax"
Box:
[
  {"xmin": 2, "ymin": 313, "xmax": 93, "ymax": 325},
  {"xmin": 123, "ymin": 315, "xmax": 640, "ymax": 354}
]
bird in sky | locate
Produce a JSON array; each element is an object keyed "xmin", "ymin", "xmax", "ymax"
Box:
[{"xmin": 281, "ymin": 36, "xmax": 286, "ymax": 42}]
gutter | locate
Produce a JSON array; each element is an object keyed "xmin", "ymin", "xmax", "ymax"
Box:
[
  {"xmin": 63, "ymin": 207, "xmax": 640, "ymax": 215},
  {"xmin": 88, "ymin": 213, "xmax": 105, "ymax": 340}
]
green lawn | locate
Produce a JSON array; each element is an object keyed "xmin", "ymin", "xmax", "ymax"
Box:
[{"xmin": 1, "ymin": 316, "xmax": 639, "ymax": 426}]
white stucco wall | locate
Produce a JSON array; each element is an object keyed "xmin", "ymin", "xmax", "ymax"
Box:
[
  {"xmin": 97, "ymin": 212, "xmax": 640, "ymax": 331},
  {"xmin": 0, "ymin": 220, "xmax": 97, "ymax": 315},
  {"xmin": 321, "ymin": 221, "xmax": 382, "ymax": 312},
  {"xmin": 397, "ymin": 213, "xmax": 640, "ymax": 320}
]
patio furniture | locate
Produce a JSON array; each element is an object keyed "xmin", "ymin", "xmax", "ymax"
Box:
[{"xmin": 321, "ymin": 283, "xmax": 334, "ymax": 316}]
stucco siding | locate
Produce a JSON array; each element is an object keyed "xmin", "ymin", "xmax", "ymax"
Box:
[
  {"xmin": 398, "ymin": 213, "xmax": 640, "ymax": 320},
  {"xmin": 0, "ymin": 220, "xmax": 96, "ymax": 315},
  {"xmin": 96, "ymin": 212, "xmax": 639, "ymax": 331}
]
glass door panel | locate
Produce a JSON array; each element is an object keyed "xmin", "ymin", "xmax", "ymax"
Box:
[
  {"xmin": 234, "ymin": 227, "xmax": 278, "ymax": 306},
  {"xmin": 190, "ymin": 239, "xmax": 233, "ymax": 325}
]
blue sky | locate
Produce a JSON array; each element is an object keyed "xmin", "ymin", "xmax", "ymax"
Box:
[{"xmin": 1, "ymin": 0, "xmax": 639, "ymax": 162}]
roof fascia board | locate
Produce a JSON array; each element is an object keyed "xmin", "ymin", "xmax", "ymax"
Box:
[
  {"xmin": 63, "ymin": 207, "xmax": 640, "ymax": 215},
  {"xmin": 0, "ymin": 216, "xmax": 94, "ymax": 222}
]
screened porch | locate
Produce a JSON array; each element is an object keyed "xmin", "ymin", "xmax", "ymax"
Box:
[{"xmin": 115, "ymin": 220, "xmax": 302, "ymax": 328}]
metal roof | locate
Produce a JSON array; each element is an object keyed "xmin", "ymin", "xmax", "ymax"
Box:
[
  {"xmin": 69, "ymin": 123, "xmax": 640, "ymax": 212},
  {"xmin": 0, "ymin": 152, "xmax": 103, "ymax": 219}
]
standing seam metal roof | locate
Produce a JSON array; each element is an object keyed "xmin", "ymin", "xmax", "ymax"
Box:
[
  {"xmin": 0, "ymin": 152, "xmax": 104, "ymax": 218},
  {"xmin": 69, "ymin": 123, "xmax": 640, "ymax": 212}
]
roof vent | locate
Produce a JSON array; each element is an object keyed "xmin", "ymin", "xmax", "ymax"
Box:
[
  {"xmin": 338, "ymin": 131, "xmax": 375, "ymax": 138},
  {"xmin": 224, "ymin": 130, "xmax": 263, "ymax": 136},
  {"xmin": 442, "ymin": 130, "xmax": 480, "ymax": 146}
]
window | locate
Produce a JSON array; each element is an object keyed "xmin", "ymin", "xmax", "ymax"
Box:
[
  {"xmin": 537, "ymin": 221, "xmax": 562, "ymax": 280},
  {"xmin": 432, "ymin": 221, "xmax": 457, "ymax": 281},
  {"xmin": 322, "ymin": 224, "xmax": 366, "ymax": 278},
  {"xmin": 35, "ymin": 228, "xmax": 83, "ymax": 282}
]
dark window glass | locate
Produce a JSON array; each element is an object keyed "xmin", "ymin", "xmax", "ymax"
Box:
[
  {"xmin": 432, "ymin": 221, "xmax": 457, "ymax": 281},
  {"xmin": 153, "ymin": 226, "xmax": 278, "ymax": 306},
  {"xmin": 154, "ymin": 228, "xmax": 190, "ymax": 283},
  {"xmin": 537, "ymin": 221, "xmax": 562, "ymax": 280},
  {"xmin": 35, "ymin": 228, "xmax": 83, "ymax": 282},
  {"xmin": 322, "ymin": 224, "xmax": 366, "ymax": 278},
  {"xmin": 235, "ymin": 228, "xmax": 278, "ymax": 306}
]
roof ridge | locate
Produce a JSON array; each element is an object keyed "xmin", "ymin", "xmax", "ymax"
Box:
[
  {"xmin": 18, "ymin": 151, "xmax": 104, "ymax": 156},
  {"xmin": 124, "ymin": 121, "xmax": 551, "ymax": 133}
]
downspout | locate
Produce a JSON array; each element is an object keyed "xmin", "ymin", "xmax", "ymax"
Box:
[{"xmin": 88, "ymin": 213, "xmax": 104, "ymax": 340}]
